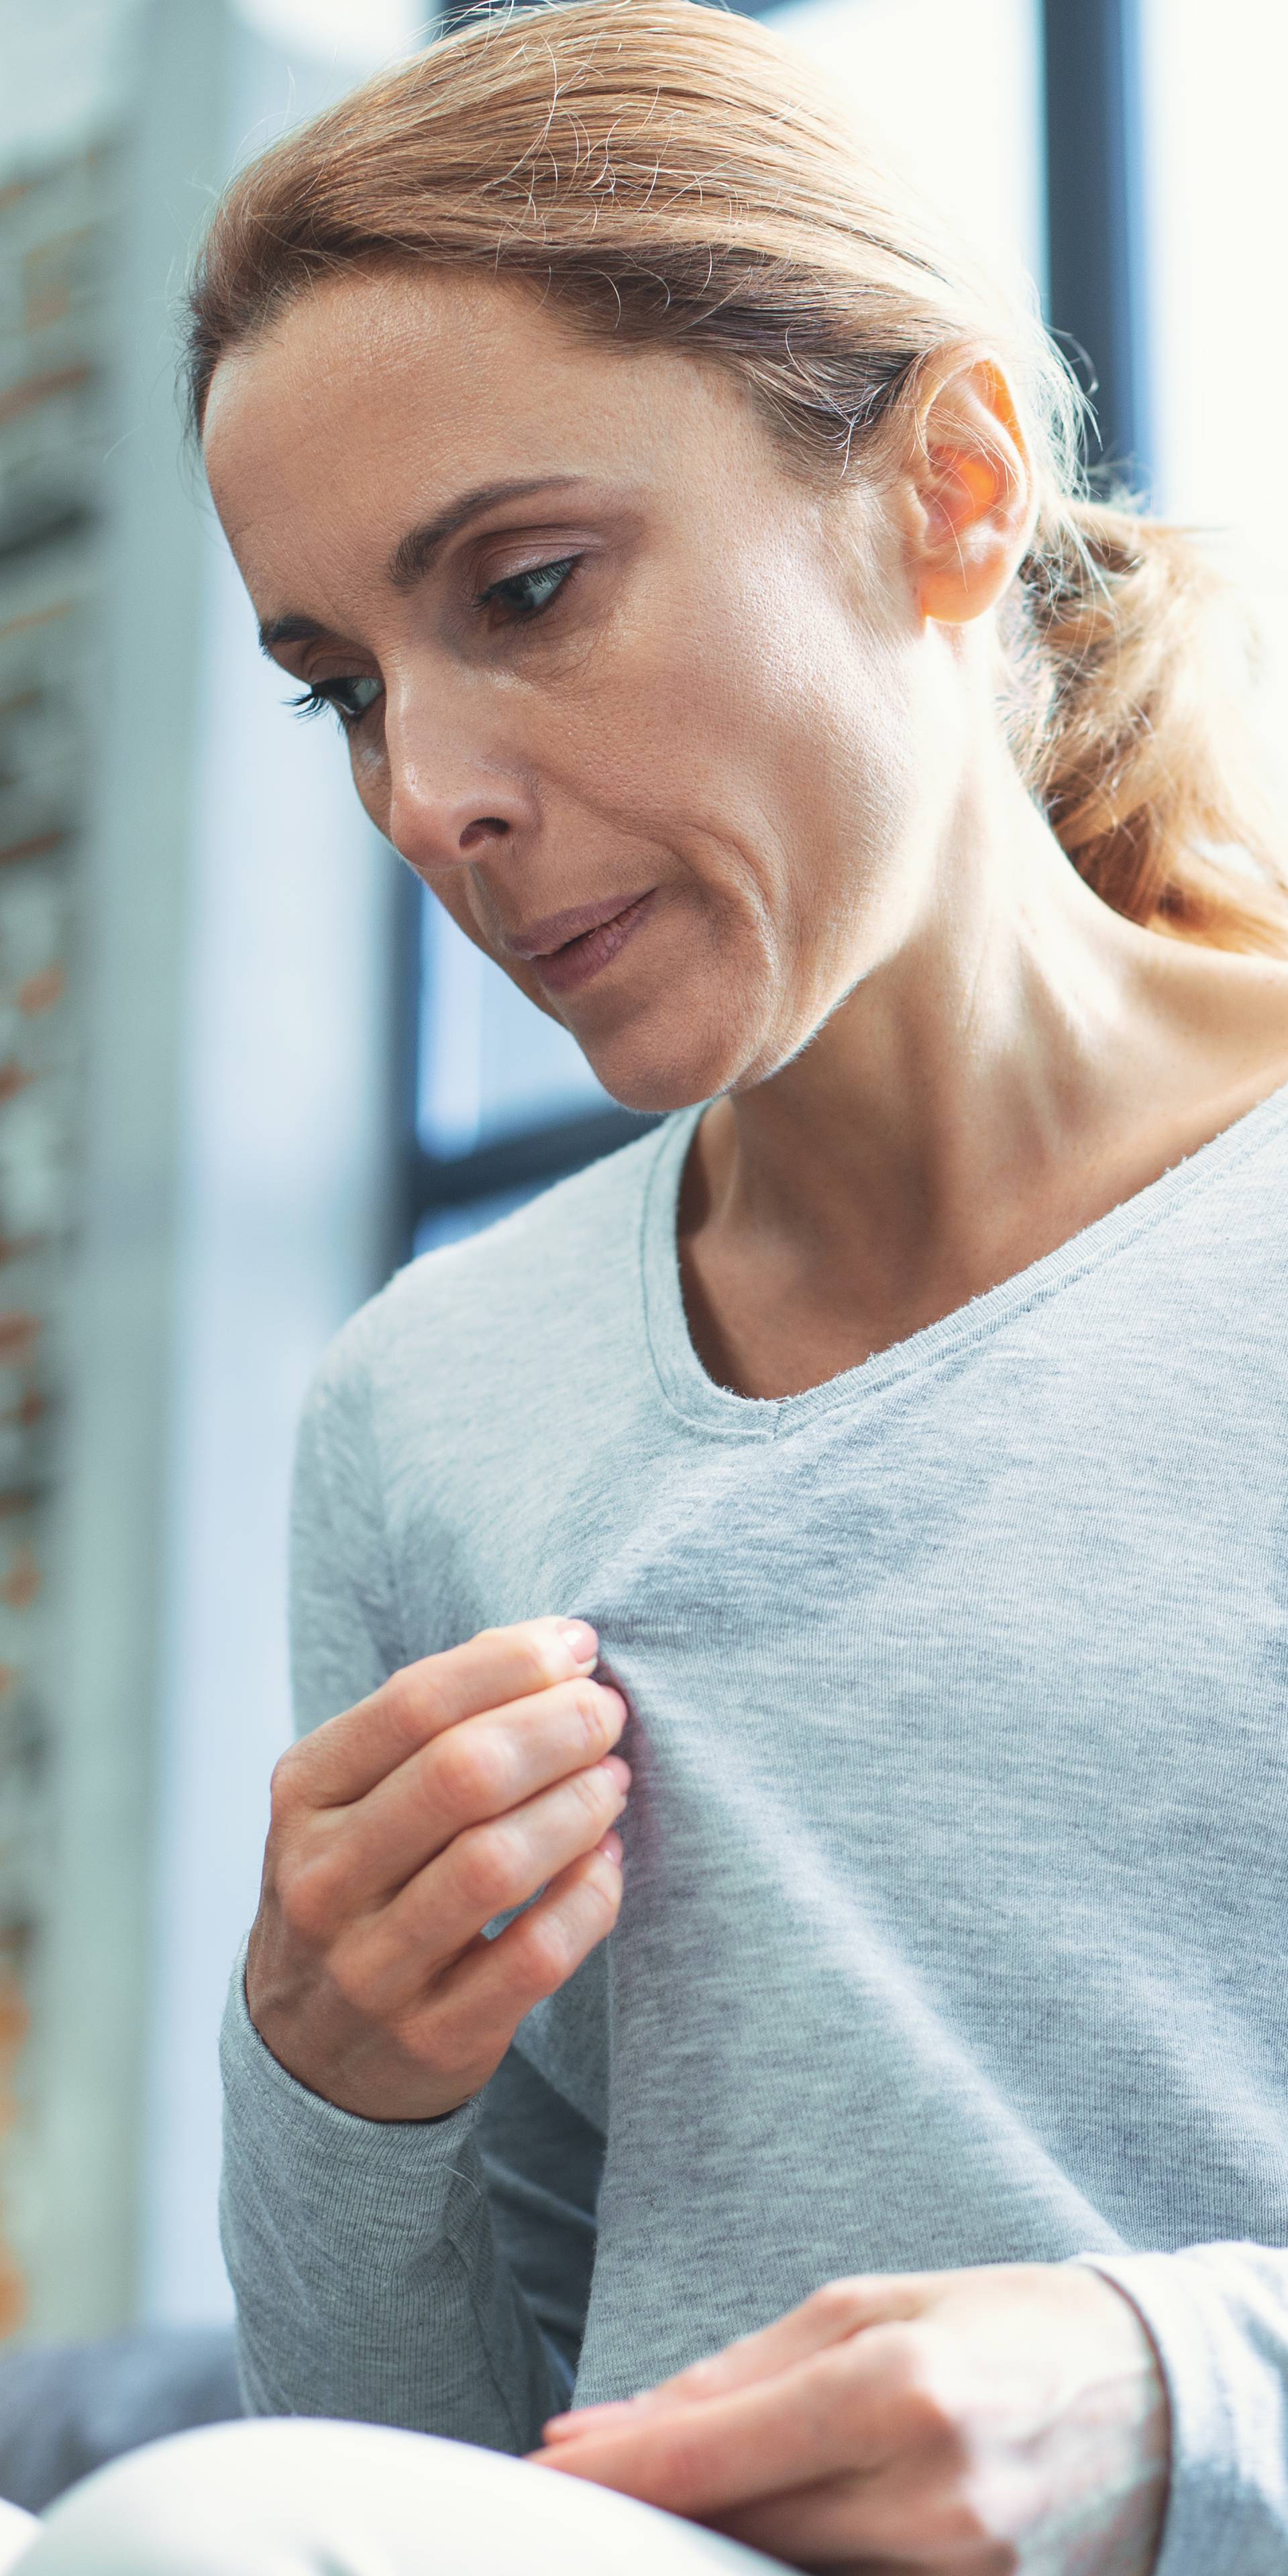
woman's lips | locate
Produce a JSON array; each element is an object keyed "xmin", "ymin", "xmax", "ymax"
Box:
[{"xmin": 530, "ymin": 890, "xmax": 657, "ymax": 995}]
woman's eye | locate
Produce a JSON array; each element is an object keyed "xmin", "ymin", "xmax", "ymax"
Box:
[
  {"xmin": 290, "ymin": 673, "xmax": 384, "ymax": 729},
  {"xmin": 480, "ymin": 557, "xmax": 578, "ymax": 623}
]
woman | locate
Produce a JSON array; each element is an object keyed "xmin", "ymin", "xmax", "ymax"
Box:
[{"xmin": 21, "ymin": 3, "xmax": 1288, "ymax": 2568}]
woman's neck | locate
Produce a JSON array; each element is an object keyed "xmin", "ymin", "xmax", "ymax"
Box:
[{"xmin": 678, "ymin": 773, "xmax": 1288, "ymax": 1401}]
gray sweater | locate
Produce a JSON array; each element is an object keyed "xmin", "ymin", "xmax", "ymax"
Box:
[{"xmin": 221, "ymin": 1092, "xmax": 1288, "ymax": 2575}]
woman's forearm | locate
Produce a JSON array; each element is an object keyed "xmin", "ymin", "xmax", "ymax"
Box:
[
  {"xmin": 1086, "ymin": 2243, "xmax": 1288, "ymax": 2575},
  {"xmin": 219, "ymin": 1958, "xmax": 567, "ymax": 2448}
]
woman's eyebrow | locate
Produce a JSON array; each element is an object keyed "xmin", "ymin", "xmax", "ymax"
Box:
[
  {"xmin": 386, "ymin": 474, "xmax": 586, "ymax": 590},
  {"xmin": 257, "ymin": 476, "xmax": 590, "ymax": 653},
  {"xmin": 258, "ymin": 611, "xmax": 327, "ymax": 654}
]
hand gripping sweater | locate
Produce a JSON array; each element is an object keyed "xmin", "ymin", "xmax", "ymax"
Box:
[{"xmin": 222, "ymin": 1089, "xmax": 1288, "ymax": 2574}]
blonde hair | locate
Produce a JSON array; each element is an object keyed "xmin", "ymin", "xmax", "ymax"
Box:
[{"xmin": 184, "ymin": 0, "xmax": 1287, "ymax": 951}]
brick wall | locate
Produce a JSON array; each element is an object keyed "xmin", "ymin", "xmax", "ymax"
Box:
[{"xmin": 0, "ymin": 140, "xmax": 119, "ymax": 2335}]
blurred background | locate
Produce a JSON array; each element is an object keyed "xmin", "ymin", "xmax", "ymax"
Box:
[{"xmin": 0, "ymin": 0, "xmax": 1285, "ymax": 2375}]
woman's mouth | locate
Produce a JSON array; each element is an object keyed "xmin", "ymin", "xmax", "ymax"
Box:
[{"xmin": 519, "ymin": 890, "xmax": 657, "ymax": 996}]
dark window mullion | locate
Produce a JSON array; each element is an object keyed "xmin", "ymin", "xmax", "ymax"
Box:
[{"xmin": 1042, "ymin": 0, "xmax": 1152, "ymax": 494}]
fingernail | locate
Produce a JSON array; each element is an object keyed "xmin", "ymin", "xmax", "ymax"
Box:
[
  {"xmin": 557, "ymin": 1619, "xmax": 598, "ymax": 1668},
  {"xmin": 597, "ymin": 1828, "xmax": 624, "ymax": 1866},
  {"xmin": 603, "ymin": 1755, "xmax": 632, "ymax": 1792}
]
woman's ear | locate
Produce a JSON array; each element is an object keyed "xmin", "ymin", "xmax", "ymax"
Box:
[{"xmin": 899, "ymin": 356, "xmax": 1036, "ymax": 626}]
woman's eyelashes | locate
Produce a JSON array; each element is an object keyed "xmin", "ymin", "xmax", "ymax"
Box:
[
  {"xmin": 286, "ymin": 554, "xmax": 584, "ymax": 732},
  {"xmin": 477, "ymin": 553, "xmax": 580, "ymax": 623},
  {"xmin": 290, "ymin": 672, "xmax": 383, "ymax": 730}
]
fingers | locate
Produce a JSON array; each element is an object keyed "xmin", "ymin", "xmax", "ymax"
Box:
[
  {"xmin": 340, "ymin": 1750, "xmax": 631, "ymax": 2012},
  {"xmin": 544, "ymin": 2270, "xmax": 1171, "ymax": 2573},
  {"xmin": 250, "ymin": 1615, "xmax": 624, "ymax": 2121},
  {"xmin": 425, "ymin": 1836, "xmax": 627, "ymax": 2059},
  {"xmin": 533, "ymin": 2328, "xmax": 919, "ymax": 2520},
  {"xmin": 280, "ymin": 1618, "xmax": 600, "ymax": 1809},
  {"xmin": 712, "ymin": 2472, "xmax": 926, "ymax": 2571},
  {"xmin": 376, "ymin": 1837, "xmax": 627, "ymax": 2101},
  {"xmin": 543, "ymin": 2275, "xmax": 929, "ymax": 2436},
  {"xmin": 712, "ymin": 2448, "xmax": 1005, "ymax": 2569},
  {"xmin": 252, "ymin": 1823, "xmax": 625, "ymax": 2123},
  {"xmin": 339, "ymin": 1676, "xmax": 629, "ymax": 1900}
]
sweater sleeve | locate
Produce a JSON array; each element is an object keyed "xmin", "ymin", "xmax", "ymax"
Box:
[
  {"xmin": 1083, "ymin": 2245, "xmax": 1288, "ymax": 2575},
  {"xmin": 218, "ymin": 1328, "xmax": 602, "ymax": 2446}
]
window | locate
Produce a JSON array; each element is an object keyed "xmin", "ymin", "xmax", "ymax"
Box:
[
  {"xmin": 1140, "ymin": 0, "xmax": 1288, "ymax": 819},
  {"xmin": 759, "ymin": 0, "xmax": 1044, "ymax": 287},
  {"xmin": 410, "ymin": 882, "xmax": 647, "ymax": 1256}
]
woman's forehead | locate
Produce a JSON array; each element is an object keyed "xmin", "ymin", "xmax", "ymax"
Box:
[
  {"xmin": 203, "ymin": 267, "xmax": 591, "ymax": 460},
  {"xmin": 200, "ymin": 288, "xmax": 820, "ymax": 665},
  {"xmin": 203, "ymin": 266, "xmax": 775, "ymax": 566}
]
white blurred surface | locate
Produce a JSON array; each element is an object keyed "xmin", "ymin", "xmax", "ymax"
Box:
[
  {"xmin": 765, "ymin": 0, "xmax": 1045, "ymax": 294},
  {"xmin": 1143, "ymin": 0, "xmax": 1288, "ymax": 548},
  {"xmin": 1141, "ymin": 0, "xmax": 1288, "ymax": 819},
  {"xmin": 0, "ymin": 0, "xmax": 144, "ymax": 169},
  {"xmin": 138, "ymin": 2, "xmax": 421, "ymax": 2330},
  {"xmin": 142, "ymin": 537, "xmax": 395, "ymax": 2329},
  {"xmin": 234, "ymin": 0, "xmax": 428, "ymax": 67}
]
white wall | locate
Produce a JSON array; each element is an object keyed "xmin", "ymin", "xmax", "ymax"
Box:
[
  {"xmin": 141, "ymin": 527, "xmax": 398, "ymax": 2328},
  {"xmin": 21, "ymin": 0, "xmax": 232, "ymax": 2343},
  {"xmin": 0, "ymin": 0, "xmax": 144, "ymax": 169},
  {"xmin": 136, "ymin": 2, "xmax": 423, "ymax": 2328}
]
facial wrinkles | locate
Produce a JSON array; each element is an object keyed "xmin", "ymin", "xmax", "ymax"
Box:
[{"xmin": 205, "ymin": 268, "xmax": 928, "ymax": 1106}]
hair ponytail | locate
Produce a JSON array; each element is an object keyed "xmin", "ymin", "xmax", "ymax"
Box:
[
  {"xmin": 183, "ymin": 0, "xmax": 1288, "ymax": 954},
  {"xmin": 1015, "ymin": 500, "xmax": 1286, "ymax": 950}
]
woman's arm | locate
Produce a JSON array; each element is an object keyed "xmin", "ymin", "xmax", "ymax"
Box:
[
  {"xmin": 538, "ymin": 2246, "xmax": 1288, "ymax": 2573},
  {"xmin": 1087, "ymin": 2243, "xmax": 1288, "ymax": 2575},
  {"xmin": 534, "ymin": 2260, "xmax": 1171, "ymax": 2572},
  {"xmin": 220, "ymin": 1990, "xmax": 600, "ymax": 2440},
  {"xmin": 219, "ymin": 1333, "xmax": 611, "ymax": 2446}
]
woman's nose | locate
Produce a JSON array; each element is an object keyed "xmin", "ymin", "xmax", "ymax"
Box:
[
  {"xmin": 389, "ymin": 784, "xmax": 523, "ymax": 871},
  {"xmin": 384, "ymin": 721, "xmax": 534, "ymax": 875}
]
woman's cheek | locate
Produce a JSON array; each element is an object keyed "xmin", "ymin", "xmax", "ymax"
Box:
[{"xmin": 347, "ymin": 732, "xmax": 389, "ymax": 831}]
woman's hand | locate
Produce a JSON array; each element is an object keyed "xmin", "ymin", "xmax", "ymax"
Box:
[
  {"xmin": 533, "ymin": 2261, "xmax": 1169, "ymax": 2573},
  {"xmin": 246, "ymin": 1617, "xmax": 629, "ymax": 2120}
]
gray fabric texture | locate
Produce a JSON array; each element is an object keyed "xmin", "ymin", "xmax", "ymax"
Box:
[
  {"xmin": 0, "ymin": 2331, "xmax": 241, "ymax": 2514},
  {"xmin": 222, "ymin": 1087, "xmax": 1288, "ymax": 2575}
]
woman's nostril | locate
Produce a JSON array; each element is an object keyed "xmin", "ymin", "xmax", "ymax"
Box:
[{"xmin": 460, "ymin": 815, "xmax": 511, "ymax": 851}]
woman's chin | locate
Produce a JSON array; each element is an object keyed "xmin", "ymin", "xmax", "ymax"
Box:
[{"xmin": 582, "ymin": 1025, "xmax": 746, "ymax": 1118}]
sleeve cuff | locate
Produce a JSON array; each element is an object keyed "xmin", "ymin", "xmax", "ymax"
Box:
[
  {"xmin": 1083, "ymin": 2247, "xmax": 1288, "ymax": 2576},
  {"xmin": 219, "ymin": 1945, "xmax": 482, "ymax": 2261}
]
